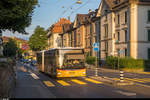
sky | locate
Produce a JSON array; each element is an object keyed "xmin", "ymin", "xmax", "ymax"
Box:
[{"xmin": 2, "ymin": 0, "xmax": 101, "ymax": 40}]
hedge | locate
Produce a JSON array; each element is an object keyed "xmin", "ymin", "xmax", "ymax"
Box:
[
  {"xmin": 86, "ymin": 56, "xmax": 96, "ymax": 65},
  {"xmin": 106, "ymin": 56, "xmax": 150, "ymax": 70}
]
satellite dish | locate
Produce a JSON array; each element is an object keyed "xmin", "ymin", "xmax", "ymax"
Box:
[{"xmin": 76, "ymin": 0, "xmax": 82, "ymax": 4}]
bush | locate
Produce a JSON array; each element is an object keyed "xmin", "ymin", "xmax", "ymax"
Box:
[
  {"xmin": 86, "ymin": 56, "xmax": 96, "ymax": 65},
  {"xmin": 106, "ymin": 56, "xmax": 148, "ymax": 70}
]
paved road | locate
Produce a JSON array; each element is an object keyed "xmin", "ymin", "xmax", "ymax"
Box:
[
  {"xmin": 14, "ymin": 62, "xmax": 150, "ymax": 98},
  {"xmin": 87, "ymin": 68, "xmax": 150, "ymax": 86}
]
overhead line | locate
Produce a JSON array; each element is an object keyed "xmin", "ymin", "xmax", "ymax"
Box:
[{"xmin": 69, "ymin": 0, "xmax": 90, "ymax": 17}]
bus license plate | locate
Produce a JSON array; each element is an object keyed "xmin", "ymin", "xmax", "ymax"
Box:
[{"xmin": 69, "ymin": 72, "xmax": 75, "ymax": 74}]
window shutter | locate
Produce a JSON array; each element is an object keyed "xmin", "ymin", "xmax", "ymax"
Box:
[
  {"xmin": 148, "ymin": 11, "xmax": 150, "ymax": 22},
  {"xmin": 148, "ymin": 49, "xmax": 150, "ymax": 59},
  {"xmin": 148, "ymin": 29, "xmax": 150, "ymax": 41}
]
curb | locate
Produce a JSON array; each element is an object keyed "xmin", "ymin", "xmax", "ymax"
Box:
[
  {"xmin": 88, "ymin": 67, "xmax": 150, "ymax": 75},
  {"xmin": 89, "ymin": 76, "xmax": 134, "ymax": 86}
]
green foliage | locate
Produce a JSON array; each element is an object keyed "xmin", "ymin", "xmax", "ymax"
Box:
[
  {"xmin": 86, "ymin": 56, "xmax": 96, "ymax": 65},
  {"xmin": 29, "ymin": 26, "xmax": 48, "ymax": 51},
  {"xmin": 17, "ymin": 48, "xmax": 24, "ymax": 58},
  {"xmin": 106, "ymin": 56, "xmax": 150, "ymax": 70},
  {"xmin": 3, "ymin": 39, "xmax": 18, "ymax": 57},
  {"xmin": 0, "ymin": 0, "xmax": 38, "ymax": 34}
]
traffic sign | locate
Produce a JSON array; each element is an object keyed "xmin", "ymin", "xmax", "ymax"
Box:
[{"xmin": 93, "ymin": 43, "xmax": 99, "ymax": 52}]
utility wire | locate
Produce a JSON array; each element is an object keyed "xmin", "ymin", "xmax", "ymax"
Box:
[{"xmin": 69, "ymin": 0, "xmax": 90, "ymax": 17}]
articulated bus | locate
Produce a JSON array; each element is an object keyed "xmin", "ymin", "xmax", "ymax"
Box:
[{"xmin": 36, "ymin": 47, "xmax": 86, "ymax": 78}]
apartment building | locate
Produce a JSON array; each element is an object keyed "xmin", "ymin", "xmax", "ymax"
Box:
[
  {"xmin": 62, "ymin": 23, "xmax": 73, "ymax": 47},
  {"xmin": 82, "ymin": 10, "xmax": 101, "ymax": 57},
  {"xmin": 47, "ymin": 18, "xmax": 71, "ymax": 49},
  {"xmin": 96, "ymin": 0, "xmax": 115, "ymax": 60},
  {"xmin": 98, "ymin": 0, "xmax": 150, "ymax": 60},
  {"xmin": 73, "ymin": 14, "xmax": 88, "ymax": 48}
]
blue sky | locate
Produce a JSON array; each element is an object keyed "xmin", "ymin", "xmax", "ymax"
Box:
[{"xmin": 3, "ymin": 0, "xmax": 101, "ymax": 40}]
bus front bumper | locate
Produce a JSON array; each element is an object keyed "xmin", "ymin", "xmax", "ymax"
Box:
[{"xmin": 56, "ymin": 69, "xmax": 86, "ymax": 78}]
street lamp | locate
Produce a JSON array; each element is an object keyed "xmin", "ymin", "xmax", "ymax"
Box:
[{"xmin": 76, "ymin": 0, "xmax": 82, "ymax": 4}]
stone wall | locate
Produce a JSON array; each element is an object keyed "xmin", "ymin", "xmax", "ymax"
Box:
[{"xmin": 0, "ymin": 61, "xmax": 16, "ymax": 98}]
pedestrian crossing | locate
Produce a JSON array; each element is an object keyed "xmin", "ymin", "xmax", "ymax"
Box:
[
  {"xmin": 43, "ymin": 77, "xmax": 102, "ymax": 87},
  {"xmin": 112, "ymin": 77, "xmax": 150, "ymax": 83}
]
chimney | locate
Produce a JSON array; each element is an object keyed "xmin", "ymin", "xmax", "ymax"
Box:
[
  {"xmin": 89, "ymin": 9, "xmax": 92, "ymax": 13},
  {"xmin": 68, "ymin": 16, "xmax": 70, "ymax": 21}
]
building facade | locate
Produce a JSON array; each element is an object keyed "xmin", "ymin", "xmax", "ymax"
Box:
[
  {"xmin": 47, "ymin": 18, "xmax": 71, "ymax": 49},
  {"xmin": 98, "ymin": 0, "xmax": 150, "ymax": 60}
]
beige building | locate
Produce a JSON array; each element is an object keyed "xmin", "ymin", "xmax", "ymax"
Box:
[
  {"xmin": 62, "ymin": 24, "xmax": 73, "ymax": 47},
  {"xmin": 97, "ymin": 0, "xmax": 150, "ymax": 60},
  {"xmin": 72, "ymin": 14, "xmax": 88, "ymax": 48},
  {"xmin": 47, "ymin": 18, "xmax": 71, "ymax": 49}
]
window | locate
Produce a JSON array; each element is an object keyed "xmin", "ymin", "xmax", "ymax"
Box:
[
  {"xmin": 148, "ymin": 48, "xmax": 150, "ymax": 59},
  {"xmin": 78, "ymin": 33, "xmax": 81, "ymax": 47},
  {"xmin": 105, "ymin": 41, "xmax": 108, "ymax": 51},
  {"xmin": 148, "ymin": 29, "xmax": 150, "ymax": 41},
  {"xmin": 125, "ymin": 30, "xmax": 127, "ymax": 42},
  {"xmin": 148, "ymin": 10, "xmax": 150, "ymax": 22},
  {"xmin": 105, "ymin": 24, "xmax": 108, "ymax": 37},
  {"xmin": 118, "ymin": 32, "xmax": 120, "ymax": 41},
  {"xmin": 125, "ymin": 11, "xmax": 127, "ymax": 24},
  {"xmin": 118, "ymin": 14, "xmax": 120, "ymax": 24},
  {"xmin": 125, "ymin": 49, "xmax": 127, "ymax": 57}
]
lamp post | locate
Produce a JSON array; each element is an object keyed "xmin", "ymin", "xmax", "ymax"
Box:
[{"xmin": 76, "ymin": 0, "xmax": 82, "ymax": 4}]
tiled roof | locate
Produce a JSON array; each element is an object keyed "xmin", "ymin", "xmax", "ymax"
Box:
[
  {"xmin": 52, "ymin": 18, "xmax": 71, "ymax": 34},
  {"xmin": 2, "ymin": 36, "xmax": 10, "ymax": 42}
]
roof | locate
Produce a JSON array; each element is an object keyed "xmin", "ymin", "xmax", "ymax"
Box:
[
  {"xmin": 52, "ymin": 18, "xmax": 71, "ymax": 34},
  {"xmin": 2, "ymin": 36, "xmax": 27, "ymax": 43},
  {"xmin": 76, "ymin": 14, "xmax": 89, "ymax": 24}
]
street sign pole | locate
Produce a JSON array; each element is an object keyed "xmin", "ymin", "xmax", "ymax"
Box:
[
  {"xmin": 93, "ymin": 43, "xmax": 99, "ymax": 77},
  {"xmin": 95, "ymin": 51, "xmax": 98, "ymax": 77}
]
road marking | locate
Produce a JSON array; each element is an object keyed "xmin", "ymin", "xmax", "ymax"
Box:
[
  {"xmin": 30, "ymin": 73, "xmax": 39, "ymax": 79},
  {"xmin": 84, "ymin": 78, "xmax": 102, "ymax": 84},
  {"xmin": 125, "ymin": 78, "xmax": 147, "ymax": 83},
  {"xmin": 136, "ymin": 78, "xmax": 150, "ymax": 83},
  {"xmin": 57, "ymin": 80, "xmax": 70, "ymax": 86},
  {"xmin": 135, "ymin": 83, "xmax": 150, "ymax": 88},
  {"xmin": 116, "ymin": 90, "xmax": 136, "ymax": 96},
  {"xmin": 44, "ymin": 81, "xmax": 55, "ymax": 87},
  {"xmin": 71, "ymin": 79, "xmax": 87, "ymax": 85},
  {"xmin": 112, "ymin": 78, "xmax": 133, "ymax": 83}
]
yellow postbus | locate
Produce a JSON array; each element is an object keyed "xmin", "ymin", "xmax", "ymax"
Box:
[{"xmin": 37, "ymin": 47, "xmax": 86, "ymax": 78}]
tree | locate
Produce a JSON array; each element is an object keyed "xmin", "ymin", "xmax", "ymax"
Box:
[
  {"xmin": 29, "ymin": 26, "xmax": 48, "ymax": 51},
  {"xmin": 3, "ymin": 39, "xmax": 18, "ymax": 57},
  {"xmin": 0, "ymin": 0, "xmax": 38, "ymax": 34}
]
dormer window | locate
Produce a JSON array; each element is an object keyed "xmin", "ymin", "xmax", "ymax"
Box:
[{"xmin": 113, "ymin": 0, "xmax": 120, "ymax": 4}]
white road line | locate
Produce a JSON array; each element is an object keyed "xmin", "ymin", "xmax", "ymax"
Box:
[
  {"xmin": 135, "ymin": 83, "xmax": 150, "ymax": 88},
  {"xmin": 30, "ymin": 73, "xmax": 39, "ymax": 80},
  {"xmin": 115, "ymin": 90, "xmax": 136, "ymax": 96}
]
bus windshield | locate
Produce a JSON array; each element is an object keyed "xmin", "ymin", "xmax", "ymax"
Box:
[{"xmin": 58, "ymin": 49, "xmax": 85, "ymax": 69}]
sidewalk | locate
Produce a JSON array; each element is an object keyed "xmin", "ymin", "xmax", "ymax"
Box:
[{"xmin": 14, "ymin": 62, "xmax": 56, "ymax": 98}]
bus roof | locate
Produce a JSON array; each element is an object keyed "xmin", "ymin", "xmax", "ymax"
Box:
[
  {"xmin": 37, "ymin": 47, "xmax": 84, "ymax": 53},
  {"xmin": 48, "ymin": 47, "xmax": 84, "ymax": 50}
]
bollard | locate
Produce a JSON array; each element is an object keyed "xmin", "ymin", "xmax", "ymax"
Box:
[
  {"xmin": 95, "ymin": 68, "xmax": 98, "ymax": 77},
  {"xmin": 120, "ymin": 71, "xmax": 124, "ymax": 82}
]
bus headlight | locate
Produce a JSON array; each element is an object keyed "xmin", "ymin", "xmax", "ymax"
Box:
[
  {"xmin": 58, "ymin": 72, "xmax": 61, "ymax": 75},
  {"xmin": 83, "ymin": 72, "xmax": 86, "ymax": 74}
]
